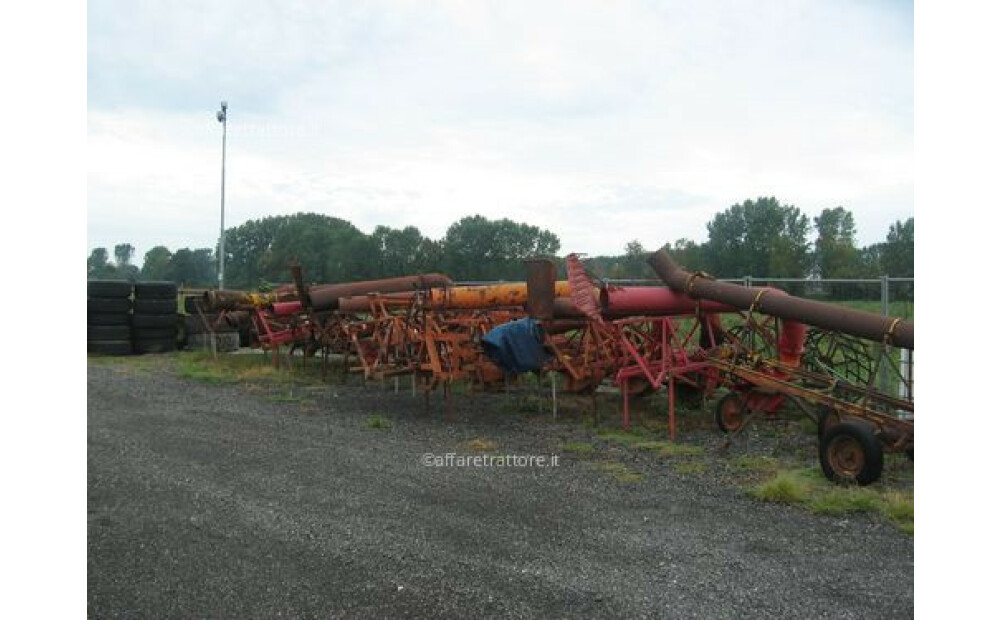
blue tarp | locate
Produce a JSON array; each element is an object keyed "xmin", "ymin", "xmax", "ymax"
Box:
[{"xmin": 482, "ymin": 317, "xmax": 549, "ymax": 373}]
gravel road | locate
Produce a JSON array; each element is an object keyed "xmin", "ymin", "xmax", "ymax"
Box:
[{"xmin": 88, "ymin": 358, "xmax": 913, "ymax": 618}]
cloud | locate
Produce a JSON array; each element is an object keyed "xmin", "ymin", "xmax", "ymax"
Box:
[{"xmin": 88, "ymin": 0, "xmax": 913, "ymax": 262}]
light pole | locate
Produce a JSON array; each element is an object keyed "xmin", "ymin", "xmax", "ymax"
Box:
[{"xmin": 216, "ymin": 100, "xmax": 228, "ymax": 290}]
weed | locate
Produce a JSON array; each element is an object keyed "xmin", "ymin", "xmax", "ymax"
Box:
[
  {"xmin": 657, "ymin": 443, "xmax": 704, "ymax": 458},
  {"xmin": 365, "ymin": 415, "xmax": 391, "ymax": 430},
  {"xmin": 750, "ymin": 470, "xmax": 814, "ymax": 503},
  {"xmin": 674, "ymin": 462, "xmax": 707, "ymax": 475},
  {"xmin": 561, "ymin": 442, "xmax": 596, "ymax": 455},
  {"xmin": 593, "ymin": 462, "xmax": 644, "ymax": 483}
]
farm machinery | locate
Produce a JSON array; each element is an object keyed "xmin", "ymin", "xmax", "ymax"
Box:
[{"xmin": 194, "ymin": 248, "xmax": 913, "ymax": 486}]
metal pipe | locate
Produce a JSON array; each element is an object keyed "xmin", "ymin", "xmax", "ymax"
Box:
[
  {"xmin": 307, "ymin": 274, "xmax": 454, "ymax": 310},
  {"xmin": 647, "ymin": 247, "xmax": 914, "ymax": 350},
  {"xmin": 599, "ymin": 286, "xmax": 735, "ymax": 316}
]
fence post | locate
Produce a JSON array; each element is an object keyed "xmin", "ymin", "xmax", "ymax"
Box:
[{"xmin": 879, "ymin": 275, "xmax": 890, "ymax": 394}]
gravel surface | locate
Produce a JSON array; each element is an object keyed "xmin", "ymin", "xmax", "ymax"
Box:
[{"xmin": 88, "ymin": 357, "xmax": 913, "ymax": 618}]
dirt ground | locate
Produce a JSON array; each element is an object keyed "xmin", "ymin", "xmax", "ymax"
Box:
[{"xmin": 88, "ymin": 355, "xmax": 913, "ymax": 618}]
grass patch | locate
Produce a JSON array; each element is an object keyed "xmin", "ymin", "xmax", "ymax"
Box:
[
  {"xmin": 595, "ymin": 428, "xmax": 649, "ymax": 445},
  {"xmin": 731, "ymin": 455, "xmax": 781, "ymax": 475},
  {"xmin": 593, "ymin": 462, "xmax": 644, "ymax": 484},
  {"xmin": 462, "ymin": 438, "xmax": 499, "ymax": 451},
  {"xmin": 365, "ymin": 414, "xmax": 391, "ymax": 430},
  {"xmin": 176, "ymin": 355, "xmax": 238, "ymax": 385},
  {"xmin": 808, "ymin": 487, "xmax": 882, "ymax": 515},
  {"xmin": 561, "ymin": 442, "xmax": 596, "ymax": 455},
  {"xmin": 750, "ymin": 469, "xmax": 815, "ymax": 504},
  {"xmin": 748, "ymin": 467, "xmax": 914, "ymax": 534},
  {"xmin": 674, "ymin": 462, "xmax": 707, "ymax": 475}
]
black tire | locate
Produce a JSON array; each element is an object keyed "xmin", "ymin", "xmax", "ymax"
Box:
[
  {"xmin": 88, "ymin": 325, "xmax": 131, "ymax": 341},
  {"xmin": 88, "ymin": 297, "xmax": 132, "ymax": 313},
  {"xmin": 714, "ymin": 391, "xmax": 746, "ymax": 433},
  {"xmin": 134, "ymin": 338, "xmax": 177, "ymax": 354},
  {"xmin": 816, "ymin": 406, "xmax": 841, "ymax": 440},
  {"xmin": 87, "ymin": 280, "xmax": 132, "ymax": 298},
  {"xmin": 131, "ymin": 313, "xmax": 177, "ymax": 328},
  {"xmin": 134, "ymin": 281, "xmax": 177, "ymax": 299},
  {"xmin": 87, "ymin": 312, "xmax": 131, "ymax": 326},
  {"xmin": 88, "ymin": 340, "xmax": 133, "ymax": 356},
  {"xmin": 133, "ymin": 298, "xmax": 176, "ymax": 314},
  {"xmin": 819, "ymin": 422, "xmax": 884, "ymax": 486},
  {"xmin": 134, "ymin": 327, "xmax": 177, "ymax": 341}
]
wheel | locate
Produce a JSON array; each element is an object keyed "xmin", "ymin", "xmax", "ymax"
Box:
[
  {"xmin": 131, "ymin": 313, "xmax": 177, "ymax": 328},
  {"xmin": 88, "ymin": 340, "xmax": 133, "ymax": 356},
  {"xmin": 133, "ymin": 298, "xmax": 176, "ymax": 314},
  {"xmin": 87, "ymin": 280, "xmax": 132, "ymax": 298},
  {"xmin": 88, "ymin": 298, "xmax": 131, "ymax": 313},
  {"xmin": 134, "ymin": 338, "xmax": 177, "ymax": 354},
  {"xmin": 816, "ymin": 406, "xmax": 841, "ymax": 440},
  {"xmin": 819, "ymin": 422, "xmax": 884, "ymax": 486},
  {"xmin": 87, "ymin": 312, "xmax": 131, "ymax": 326},
  {"xmin": 88, "ymin": 325, "xmax": 131, "ymax": 341},
  {"xmin": 714, "ymin": 391, "xmax": 746, "ymax": 433},
  {"xmin": 133, "ymin": 281, "xmax": 177, "ymax": 299}
]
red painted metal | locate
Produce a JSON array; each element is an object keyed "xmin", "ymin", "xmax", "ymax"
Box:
[
  {"xmin": 600, "ymin": 286, "xmax": 734, "ymax": 316},
  {"xmin": 271, "ymin": 300, "xmax": 304, "ymax": 316}
]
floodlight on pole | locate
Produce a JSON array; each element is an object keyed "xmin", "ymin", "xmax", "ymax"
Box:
[{"xmin": 217, "ymin": 101, "xmax": 228, "ymax": 290}]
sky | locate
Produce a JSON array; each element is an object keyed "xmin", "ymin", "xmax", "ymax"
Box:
[{"xmin": 87, "ymin": 0, "xmax": 913, "ymax": 263}]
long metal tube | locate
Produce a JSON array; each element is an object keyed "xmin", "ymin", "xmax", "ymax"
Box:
[
  {"xmin": 647, "ymin": 248, "xmax": 914, "ymax": 350},
  {"xmin": 307, "ymin": 274, "xmax": 454, "ymax": 310},
  {"xmin": 599, "ymin": 286, "xmax": 735, "ymax": 316}
]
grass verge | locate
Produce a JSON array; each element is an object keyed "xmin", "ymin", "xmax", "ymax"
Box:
[{"xmin": 749, "ymin": 467, "xmax": 914, "ymax": 534}]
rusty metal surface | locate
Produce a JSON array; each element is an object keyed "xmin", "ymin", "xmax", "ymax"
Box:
[
  {"xmin": 648, "ymin": 248, "xmax": 914, "ymax": 350},
  {"xmin": 525, "ymin": 258, "xmax": 557, "ymax": 319},
  {"xmin": 599, "ymin": 286, "xmax": 735, "ymax": 316},
  {"xmin": 307, "ymin": 274, "xmax": 453, "ymax": 310}
]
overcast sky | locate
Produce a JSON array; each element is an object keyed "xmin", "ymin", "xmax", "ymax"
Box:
[{"xmin": 88, "ymin": 0, "xmax": 913, "ymax": 262}]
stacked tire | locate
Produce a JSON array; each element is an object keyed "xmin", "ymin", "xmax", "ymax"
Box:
[
  {"xmin": 88, "ymin": 280, "xmax": 134, "ymax": 355},
  {"xmin": 132, "ymin": 281, "xmax": 178, "ymax": 354}
]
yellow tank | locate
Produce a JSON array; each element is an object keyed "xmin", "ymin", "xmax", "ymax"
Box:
[{"xmin": 424, "ymin": 281, "xmax": 574, "ymax": 309}]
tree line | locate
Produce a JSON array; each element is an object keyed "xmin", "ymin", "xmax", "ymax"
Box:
[{"xmin": 86, "ymin": 197, "xmax": 913, "ymax": 294}]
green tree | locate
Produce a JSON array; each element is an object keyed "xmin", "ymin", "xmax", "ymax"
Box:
[
  {"xmin": 705, "ymin": 197, "xmax": 811, "ymax": 278},
  {"xmin": 812, "ymin": 207, "xmax": 860, "ymax": 278},
  {"xmin": 141, "ymin": 246, "xmax": 173, "ymax": 281},
  {"xmin": 114, "ymin": 243, "xmax": 135, "ymax": 268},
  {"xmin": 223, "ymin": 215, "xmax": 292, "ymax": 289},
  {"xmin": 441, "ymin": 215, "xmax": 560, "ymax": 280},
  {"xmin": 881, "ymin": 217, "xmax": 914, "ymax": 277},
  {"xmin": 371, "ymin": 225, "xmax": 426, "ymax": 277},
  {"xmin": 87, "ymin": 248, "xmax": 118, "ymax": 279},
  {"xmin": 171, "ymin": 248, "xmax": 216, "ymax": 287}
]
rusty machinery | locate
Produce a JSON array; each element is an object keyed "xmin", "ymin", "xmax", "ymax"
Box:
[{"xmin": 646, "ymin": 246, "xmax": 914, "ymax": 485}]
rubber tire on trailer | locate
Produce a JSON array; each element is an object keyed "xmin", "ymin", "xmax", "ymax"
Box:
[
  {"xmin": 88, "ymin": 325, "xmax": 131, "ymax": 341},
  {"xmin": 88, "ymin": 297, "xmax": 132, "ymax": 313},
  {"xmin": 819, "ymin": 422, "xmax": 884, "ymax": 486},
  {"xmin": 714, "ymin": 391, "xmax": 746, "ymax": 434},
  {"xmin": 183, "ymin": 296, "xmax": 203, "ymax": 314},
  {"xmin": 131, "ymin": 313, "xmax": 177, "ymax": 328},
  {"xmin": 87, "ymin": 312, "xmax": 131, "ymax": 326},
  {"xmin": 88, "ymin": 340, "xmax": 133, "ymax": 356},
  {"xmin": 134, "ymin": 281, "xmax": 177, "ymax": 299},
  {"xmin": 134, "ymin": 327, "xmax": 177, "ymax": 341},
  {"xmin": 816, "ymin": 406, "xmax": 842, "ymax": 440},
  {"xmin": 87, "ymin": 280, "xmax": 133, "ymax": 298},
  {"xmin": 133, "ymin": 298, "xmax": 176, "ymax": 314},
  {"xmin": 134, "ymin": 338, "xmax": 177, "ymax": 354}
]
